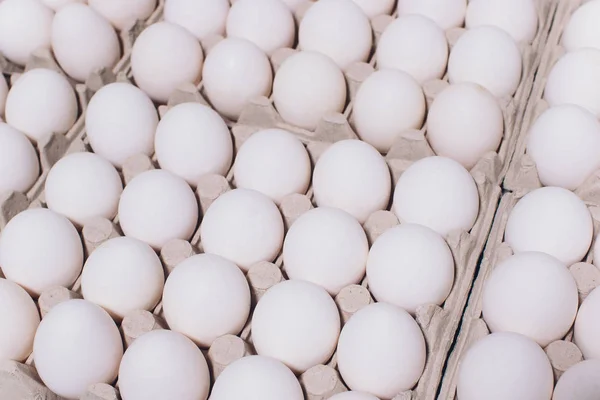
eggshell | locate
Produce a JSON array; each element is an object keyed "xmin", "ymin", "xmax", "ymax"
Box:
[
  {"xmin": 313, "ymin": 140, "xmax": 391, "ymax": 223},
  {"xmin": 5, "ymin": 68, "xmax": 77, "ymax": 143},
  {"xmin": 337, "ymin": 303, "xmax": 426, "ymax": 397},
  {"xmin": 504, "ymin": 186, "xmax": 593, "ymax": 265},
  {"xmin": 299, "ymin": 0, "xmax": 372, "ymax": 70},
  {"xmin": 392, "ymin": 156, "xmax": 479, "ymax": 237},
  {"xmin": 154, "ymin": 103, "xmax": 233, "ymax": 186},
  {"xmin": 131, "ymin": 22, "xmax": 204, "ymax": 103},
  {"xmin": 448, "ymin": 26, "xmax": 522, "ymax": 98},
  {"xmin": 351, "ymin": 0, "xmax": 394, "ymax": 18},
  {"xmin": 0, "ymin": 278, "xmax": 40, "ymax": 362},
  {"xmin": 0, "ymin": 208, "xmax": 83, "ymax": 296},
  {"xmin": 457, "ymin": 332, "xmax": 553, "ymax": 400},
  {"xmin": 33, "ymin": 300, "xmax": 123, "ymax": 400},
  {"xmin": 118, "ymin": 329, "xmax": 210, "ymax": 400},
  {"xmin": 52, "ymin": 4, "xmax": 121, "ymax": 82},
  {"xmin": 0, "ymin": 74, "xmax": 8, "ymax": 116},
  {"xmin": 200, "ymin": 188, "xmax": 284, "ymax": 271},
  {"xmin": 544, "ymin": 48, "xmax": 600, "ymax": 117},
  {"xmin": 426, "ymin": 82, "xmax": 503, "ymax": 169},
  {"xmin": 0, "ymin": 123, "xmax": 39, "ymax": 194},
  {"xmin": 162, "ymin": 254, "xmax": 250, "ymax": 347},
  {"xmin": 164, "ymin": 0, "xmax": 229, "ymax": 41},
  {"xmin": 85, "ymin": 82, "xmax": 158, "ymax": 168},
  {"xmin": 575, "ymin": 287, "xmax": 600, "ymax": 359},
  {"xmin": 466, "ymin": 0, "xmax": 537, "ymax": 43},
  {"xmin": 273, "ymin": 51, "xmax": 346, "ymax": 130},
  {"xmin": 329, "ymin": 392, "xmax": 380, "ymax": 400},
  {"xmin": 81, "ymin": 237, "xmax": 164, "ymax": 320},
  {"xmin": 202, "ymin": 38, "xmax": 272, "ymax": 120},
  {"xmin": 367, "ymin": 223, "xmax": 454, "ymax": 314},
  {"xmin": 283, "ymin": 207, "xmax": 369, "ymax": 295},
  {"xmin": 40, "ymin": 0, "xmax": 82, "ymax": 11},
  {"xmin": 233, "ymin": 129, "xmax": 311, "ymax": 204},
  {"xmin": 352, "ymin": 69, "xmax": 426, "ymax": 153},
  {"xmin": 0, "ymin": 0, "xmax": 53, "ymax": 65},
  {"xmin": 482, "ymin": 252, "xmax": 578, "ymax": 347},
  {"xmin": 562, "ymin": 0, "xmax": 600, "ymax": 52},
  {"xmin": 397, "ymin": 0, "xmax": 467, "ymax": 30},
  {"xmin": 45, "ymin": 152, "xmax": 123, "ymax": 227},
  {"xmin": 376, "ymin": 15, "xmax": 448, "ymax": 84},
  {"xmin": 211, "ymin": 356, "xmax": 303, "ymax": 400},
  {"xmin": 226, "ymin": 0, "xmax": 295, "ymax": 55},
  {"xmin": 118, "ymin": 169, "xmax": 199, "ymax": 250},
  {"xmin": 553, "ymin": 360, "xmax": 600, "ymax": 400},
  {"xmin": 280, "ymin": 0, "xmax": 305, "ymax": 11},
  {"xmin": 526, "ymin": 105, "xmax": 600, "ymax": 190},
  {"xmin": 88, "ymin": 0, "xmax": 156, "ymax": 31}
]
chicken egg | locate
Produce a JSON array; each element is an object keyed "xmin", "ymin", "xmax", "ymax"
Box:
[
  {"xmin": 0, "ymin": 123, "xmax": 39, "ymax": 195},
  {"xmin": 200, "ymin": 188, "xmax": 284, "ymax": 271},
  {"xmin": 131, "ymin": 22, "xmax": 204, "ymax": 103},
  {"xmin": 351, "ymin": 0, "xmax": 394, "ymax": 19},
  {"xmin": 0, "ymin": 208, "xmax": 83, "ymax": 297},
  {"xmin": 273, "ymin": 51, "xmax": 346, "ymax": 130},
  {"xmin": 352, "ymin": 69, "xmax": 426, "ymax": 153},
  {"xmin": 33, "ymin": 300, "xmax": 123, "ymax": 400},
  {"xmin": 553, "ymin": 360, "xmax": 600, "ymax": 400},
  {"xmin": 397, "ymin": 0, "xmax": 466, "ymax": 30},
  {"xmin": 466, "ymin": 0, "xmax": 538, "ymax": 44},
  {"xmin": 329, "ymin": 392, "xmax": 380, "ymax": 400},
  {"xmin": 526, "ymin": 104, "xmax": 600, "ymax": 190},
  {"xmin": 81, "ymin": 237, "xmax": 164, "ymax": 320},
  {"xmin": 0, "ymin": 278, "xmax": 40, "ymax": 362},
  {"xmin": 88, "ymin": 0, "xmax": 156, "ymax": 31},
  {"xmin": 562, "ymin": 0, "xmax": 600, "ymax": 52},
  {"xmin": 448, "ymin": 26, "xmax": 522, "ymax": 98},
  {"xmin": 427, "ymin": 82, "xmax": 503, "ymax": 169},
  {"xmin": 40, "ymin": 0, "xmax": 81, "ymax": 11},
  {"xmin": 0, "ymin": 74, "xmax": 7, "ymax": 116},
  {"xmin": 575, "ymin": 286, "xmax": 600, "ymax": 359},
  {"xmin": 202, "ymin": 38, "xmax": 273, "ymax": 120},
  {"xmin": 164, "ymin": 0, "xmax": 229, "ymax": 41},
  {"xmin": 504, "ymin": 186, "xmax": 593, "ymax": 265},
  {"xmin": 376, "ymin": 15, "xmax": 448, "ymax": 84},
  {"xmin": 5, "ymin": 68, "xmax": 77, "ymax": 143},
  {"xmin": 457, "ymin": 332, "xmax": 553, "ymax": 400},
  {"xmin": 118, "ymin": 169, "xmax": 199, "ymax": 250}
]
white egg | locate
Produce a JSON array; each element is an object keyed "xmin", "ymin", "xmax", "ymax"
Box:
[
  {"xmin": 0, "ymin": 0, "xmax": 53, "ymax": 65},
  {"xmin": 466, "ymin": 0, "xmax": 537, "ymax": 44},
  {"xmin": 562, "ymin": 0, "xmax": 600, "ymax": 52},
  {"xmin": 337, "ymin": 303, "xmax": 426, "ymax": 397},
  {"xmin": 162, "ymin": 254, "xmax": 250, "ymax": 347},
  {"xmin": 351, "ymin": 0, "xmax": 394, "ymax": 19},
  {"xmin": 155, "ymin": 103, "xmax": 232, "ymax": 186},
  {"xmin": 85, "ymin": 82, "xmax": 158, "ymax": 168},
  {"xmin": 352, "ymin": 69, "xmax": 426, "ymax": 153},
  {"xmin": 233, "ymin": 129, "xmax": 311, "ymax": 204},
  {"xmin": 545, "ymin": 49, "xmax": 600, "ymax": 117},
  {"xmin": 0, "ymin": 74, "xmax": 8, "ymax": 117},
  {"xmin": 553, "ymin": 360, "xmax": 600, "ymax": 400},
  {"xmin": 118, "ymin": 330, "xmax": 210, "ymax": 400},
  {"xmin": 280, "ymin": 0, "xmax": 306, "ymax": 12},
  {"xmin": 427, "ymin": 83, "xmax": 503, "ymax": 169},
  {"xmin": 226, "ymin": 0, "xmax": 295, "ymax": 55},
  {"xmin": 397, "ymin": 0, "xmax": 467, "ymax": 30},
  {"xmin": 45, "ymin": 152, "xmax": 123, "ymax": 227},
  {"xmin": 482, "ymin": 252, "xmax": 578, "ymax": 347},
  {"xmin": 526, "ymin": 105, "xmax": 600, "ymax": 190},
  {"xmin": 252, "ymin": 280, "xmax": 340, "ymax": 373},
  {"xmin": 273, "ymin": 51, "xmax": 346, "ymax": 130},
  {"xmin": 0, "ymin": 123, "xmax": 39, "ymax": 194},
  {"xmin": 367, "ymin": 223, "xmax": 454, "ymax": 314},
  {"xmin": 81, "ymin": 237, "xmax": 164, "ymax": 320},
  {"xmin": 118, "ymin": 169, "xmax": 198, "ymax": 250},
  {"xmin": 575, "ymin": 287, "xmax": 600, "ymax": 359},
  {"xmin": 299, "ymin": 0, "xmax": 372, "ymax": 70},
  {"xmin": 376, "ymin": 15, "xmax": 448, "ymax": 84},
  {"xmin": 457, "ymin": 332, "xmax": 553, "ymax": 400},
  {"xmin": 88, "ymin": 0, "xmax": 156, "ymax": 31},
  {"xmin": 33, "ymin": 300, "xmax": 123, "ymax": 400},
  {"xmin": 52, "ymin": 4, "xmax": 121, "ymax": 82},
  {"xmin": 329, "ymin": 392, "xmax": 380, "ymax": 400},
  {"xmin": 210, "ymin": 356, "xmax": 304, "ymax": 400},
  {"xmin": 131, "ymin": 22, "xmax": 204, "ymax": 103},
  {"xmin": 5, "ymin": 68, "xmax": 77, "ymax": 143},
  {"xmin": 0, "ymin": 208, "xmax": 83, "ymax": 296},
  {"xmin": 448, "ymin": 26, "xmax": 522, "ymax": 98},
  {"xmin": 40, "ymin": 0, "xmax": 81, "ymax": 11},
  {"xmin": 504, "ymin": 186, "xmax": 593, "ymax": 265},
  {"xmin": 313, "ymin": 140, "xmax": 391, "ymax": 223},
  {"xmin": 203, "ymin": 38, "xmax": 273, "ymax": 120},
  {"xmin": 0, "ymin": 279, "xmax": 40, "ymax": 362},
  {"xmin": 283, "ymin": 207, "xmax": 369, "ymax": 295},
  {"xmin": 200, "ymin": 189, "xmax": 284, "ymax": 271},
  {"xmin": 393, "ymin": 156, "xmax": 479, "ymax": 237},
  {"xmin": 164, "ymin": 0, "xmax": 229, "ymax": 41}
]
